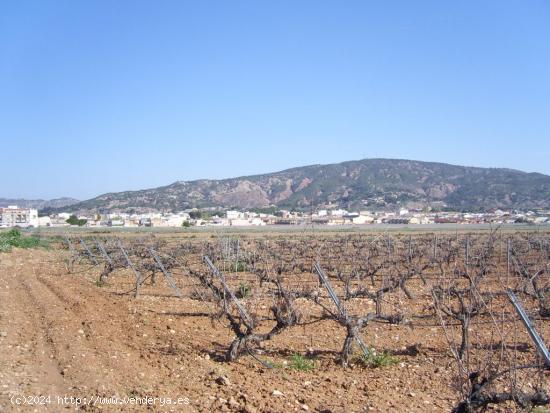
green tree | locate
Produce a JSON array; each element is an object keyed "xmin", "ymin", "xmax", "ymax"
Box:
[
  {"xmin": 189, "ymin": 210, "xmax": 202, "ymax": 219},
  {"xmin": 66, "ymin": 215, "xmax": 87, "ymax": 226}
]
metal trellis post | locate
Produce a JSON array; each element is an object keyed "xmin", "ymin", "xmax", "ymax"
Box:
[
  {"xmin": 204, "ymin": 256, "xmax": 254, "ymax": 328},
  {"xmin": 79, "ymin": 238, "xmax": 99, "ymax": 266},
  {"xmin": 314, "ymin": 262, "xmax": 370, "ymax": 357},
  {"xmin": 148, "ymin": 248, "xmax": 183, "ymax": 298},
  {"xmin": 507, "ymin": 290, "xmax": 550, "ymax": 368}
]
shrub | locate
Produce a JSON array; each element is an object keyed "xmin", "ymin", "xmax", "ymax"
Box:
[{"xmin": 0, "ymin": 229, "xmax": 47, "ymax": 253}]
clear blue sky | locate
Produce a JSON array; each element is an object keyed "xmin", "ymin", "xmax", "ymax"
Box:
[{"xmin": 1, "ymin": 1, "xmax": 549, "ymax": 200}]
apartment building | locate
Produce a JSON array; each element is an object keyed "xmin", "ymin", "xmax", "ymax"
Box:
[{"xmin": 0, "ymin": 206, "xmax": 39, "ymax": 228}]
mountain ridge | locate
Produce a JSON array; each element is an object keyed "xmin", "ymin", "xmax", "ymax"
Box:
[
  {"xmin": 0, "ymin": 197, "xmax": 79, "ymax": 210},
  {"xmin": 42, "ymin": 158, "xmax": 550, "ymax": 213}
]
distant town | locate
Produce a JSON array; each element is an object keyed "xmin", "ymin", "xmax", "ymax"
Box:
[{"xmin": 1, "ymin": 205, "xmax": 549, "ymax": 228}]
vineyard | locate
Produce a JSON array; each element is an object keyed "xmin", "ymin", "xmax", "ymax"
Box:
[{"xmin": 53, "ymin": 230, "xmax": 550, "ymax": 412}]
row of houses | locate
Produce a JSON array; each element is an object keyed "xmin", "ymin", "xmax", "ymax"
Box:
[
  {"xmin": 48, "ymin": 212, "xmax": 194, "ymax": 228},
  {"xmin": 2, "ymin": 206, "xmax": 549, "ymax": 229},
  {"xmin": 311, "ymin": 208, "xmax": 550, "ymax": 226}
]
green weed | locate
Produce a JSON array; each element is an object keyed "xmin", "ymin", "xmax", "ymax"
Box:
[
  {"xmin": 232, "ymin": 261, "xmax": 247, "ymax": 272},
  {"xmin": 288, "ymin": 353, "xmax": 316, "ymax": 371},
  {"xmin": 235, "ymin": 282, "xmax": 252, "ymax": 298},
  {"xmin": 356, "ymin": 348, "xmax": 399, "ymax": 368}
]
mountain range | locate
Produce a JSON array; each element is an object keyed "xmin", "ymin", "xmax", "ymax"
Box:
[
  {"xmin": 38, "ymin": 159, "xmax": 550, "ymax": 214},
  {"xmin": 0, "ymin": 197, "xmax": 79, "ymax": 210}
]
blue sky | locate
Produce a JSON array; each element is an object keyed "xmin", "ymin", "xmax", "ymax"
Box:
[{"xmin": 1, "ymin": 1, "xmax": 549, "ymax": 200}]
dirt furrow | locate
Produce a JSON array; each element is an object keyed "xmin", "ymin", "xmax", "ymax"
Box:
[{"xmin": 0, "ymin": 252, "xmax": 66, "ymax": 412}]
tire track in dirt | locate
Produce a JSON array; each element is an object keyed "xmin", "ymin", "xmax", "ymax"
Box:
[
  {"xmin": 22, "ymin": 251, "xmax": 199, "ymax": 412},
  {"xmin": 19, "ymin": 259, "xmax": 131, "ymax": 396},
  {"xmin": 0, "ymin": 251, "xmax": 66, "ymax": 413},
  {"xmin": 1, "ymin": 250, "xmax": 150, "ymax": 412},
  {"xmin": 17, "ymin": 273, "xmax": 66, "ymax": 376}
]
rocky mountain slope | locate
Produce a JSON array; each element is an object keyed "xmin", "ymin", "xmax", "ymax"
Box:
[
  {"xmin": 0, "ymin": 197, "xmax": 79, "ymax": 210},
  {"xmin": 47, "ymin": 159, "xmax": 550, "ymax": 213}
]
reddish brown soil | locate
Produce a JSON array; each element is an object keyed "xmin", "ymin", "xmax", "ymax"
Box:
[{"xmin": 0, "ymin": 247, "xmax": 547, "ymax": 412}]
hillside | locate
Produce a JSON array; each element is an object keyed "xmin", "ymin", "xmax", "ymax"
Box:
[
  {"xmin": 0, "ymin": 197, "xmax": 79, "ymax": 210},
  {"xmin": 49, "ymin": 159, "xmax": 550, "ymax": 213}
]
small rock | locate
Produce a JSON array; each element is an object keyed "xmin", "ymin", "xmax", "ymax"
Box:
[
  {"xmin": 215, "ymin": 376, "xmax": 231, "ymax": 386},
  {"xmin": 243, "ymin": 405, "xmax": 257, "ymax": 413},
  {"xmin": 228, "ymin": 397, "xmax": 239, "ymax": 408},
  {"xmin": 204, "ymin": 354, "xmax": 210, "ymax": 360},
  {"xmin": 409, "ymin": 392, "xmax": 416, "ymax": 397},
  {"xmin": 301, "ymin": 404, "xmax": 309, "ymax": 411},
  {"xmin": 77, "ymin": 329, "xmax": 84, "ymax": 335},
  {"xmin": 0, "ymin": 332, "xmax": 7, "ymax": 337},
  {"xmin": 272, "ymin": 390, "xmax": 284, "ymax": 397},
  {"xmin": 303, "ymin": 381, "xmax": 312, "ymax": 387}
]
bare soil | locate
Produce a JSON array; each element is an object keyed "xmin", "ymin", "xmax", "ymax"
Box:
[{"xmin": 0, "ymin": 246, "xmax": 546, "ymax": 412}]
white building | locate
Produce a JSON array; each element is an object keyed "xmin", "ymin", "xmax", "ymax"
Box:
[
  {"xmin": 352, "ymin": 215, "xmax": 374, "ymax": 224},
  {"xmin": 0, "ymin": 206, "xmax": 38, "ymax": 228},
  {"xmin": 226, "ymin": 210, "xmax": 244, "ymax": 220},
  {"xmin": 163, "ymin": 214, "xmax": 188, "ymax": 227},
  {"xmin": 210, "ymin": 217, "xmax": 230, "ymax": 226},
  {"xmin": 37, "ymin": 216, "xmax": 52, "ymax": 227},
  {"xmin": 249, "ymin": 217, "xmax": 266, "ymax": 226},
  {"xmin": 230, "ymin": 218, "xmax": 265, "ymax": 226},
  {"xmin": 330, "ymin": 209, "xmax": 347, "ymax": 217}
]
